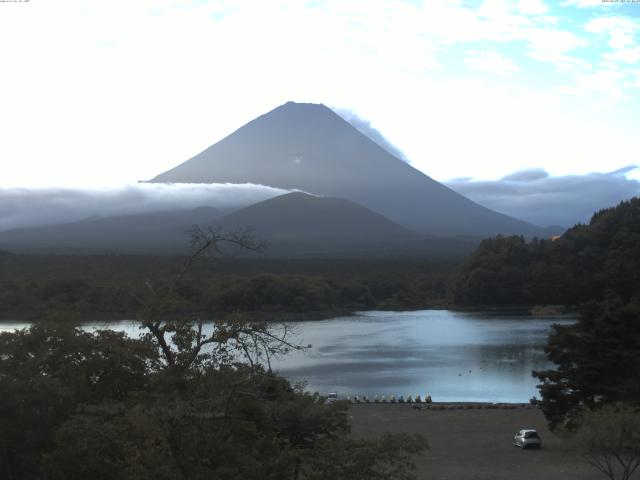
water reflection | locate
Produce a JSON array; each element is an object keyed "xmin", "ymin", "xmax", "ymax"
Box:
[
  {"xmin": 0, "ymin": 310, "xmax": 573, "ymax": 402},
  {"xmin": 270, "ymin": 310, "xmax": 574, "ymax": 402}
]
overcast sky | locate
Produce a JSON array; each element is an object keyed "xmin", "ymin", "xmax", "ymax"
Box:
[
  {"xmin": 446, "ymin": 165, "xmax": 640, "ymax": 226},
  {"xmin": 0, "ymin": 0, "xmax": 639, "ymax": 222}
]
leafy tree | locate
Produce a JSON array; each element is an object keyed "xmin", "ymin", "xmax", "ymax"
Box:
[
  {"xmin": 533, "ymin": 300, "xmax": 640, "ymax": 430},
  {"xmin": 449, "ymin": 197, "xmax": 640, "ymax": 307},
  {"xmin": 0, "ymin": 227, "xmax": 428, "ymax": 479},
  {"xmin": 0, "ymin": 247, "xmax": 454, "ymax": 318},
  {"xmin": 0, "ymin": 320, "xmax": 157, "ymax": 480}
]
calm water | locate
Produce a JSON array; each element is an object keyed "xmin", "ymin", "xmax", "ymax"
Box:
[
  {"xmin": 0, "ymin": 310, "xmax": 573, "ymax": 402},
  {"xmin": 269, "ymin": 310, "xmax": 573, "ymax": 402}
]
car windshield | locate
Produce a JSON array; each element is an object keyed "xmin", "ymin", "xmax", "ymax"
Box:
[{"xmin": 524, "ymin": 432, "xmax": 539, "ymax": 439}]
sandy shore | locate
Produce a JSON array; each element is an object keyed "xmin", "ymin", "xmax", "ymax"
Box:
[{"xmin": 349, "ymin": 404, "xmax": 603, "ymax": 480}]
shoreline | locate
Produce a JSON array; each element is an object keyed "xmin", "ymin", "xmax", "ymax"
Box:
[
  {"xmin": 347, "ymin": 401, "xmax": 538, "ymax": 409},
  {"xmin": 0, "ymin": 308, "xmax": 359, "ymax": 323},
  {"xmin": 0, "ymin": 304, "xmax": 577, "ymax": 324}
]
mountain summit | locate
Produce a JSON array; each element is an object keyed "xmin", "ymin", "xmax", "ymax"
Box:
[{"xmin": 150, "ymin": 101, "xmax": 545, "ymax": 236}]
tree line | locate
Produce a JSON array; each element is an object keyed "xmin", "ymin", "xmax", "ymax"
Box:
[
  {"xmin": 449, "ymin": 197, "xmax": 640, "ymax": 307},
  {"xmin": 0, "ymin": 228, "xmax": 427, "ymax": 479},
  {"xmin": 0, "ymin": 255, "xmax": 453, "ymax": 319},
  {"xmin": 450, "ymin": 198, "xmax": 640, "ymax": 479}
]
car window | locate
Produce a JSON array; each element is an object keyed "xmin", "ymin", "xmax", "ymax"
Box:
[{"xmin": 524, "ymin": 432, "xmax": 539, "ymax": 439}]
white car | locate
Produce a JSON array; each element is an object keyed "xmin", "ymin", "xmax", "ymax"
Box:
[
  {"xmin": 514, "ymin": 429, "xmax": 541, "ymax": 449},
  {"xmin": 324, "ymin": 392, "xmax": 338, "ymax": 405}
]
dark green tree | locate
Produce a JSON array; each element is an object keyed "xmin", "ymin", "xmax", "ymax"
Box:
[
  {"xmin": 0, "ymin": 320, "xmax": 157, "ymax": 480},
  {"xmin": 533, "ymin": 300, "xmax": 640, "ymax": 430},
  {"xmin": 1, "ymin": 227, "xmax": 428, "ymax": 479},
  {"xmin": 449, "ymin": 197, "xmax": 640, "ymax": 308}
]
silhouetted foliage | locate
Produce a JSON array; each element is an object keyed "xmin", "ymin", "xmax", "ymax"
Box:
[
  {"xmin": 0, "ymin": 229, "xmax": 428, "ymax": 479},
  {"xmin": 449, "ymin": 198, "xmax": 640, "ymax": 307},
  {"xmin": 533, "ymin": 300, "xmax": 640, "ymax": 430},
  {"xmin": 449, "ymin": 198, "xmax": 640, "ymax": 432},
  {"xmin": 0, "ymin": 321, "xmax": 157, "ymax": 479},
  {"xmin": 0, "ymin": 255, "xmax": 452, "ymax": 319}
]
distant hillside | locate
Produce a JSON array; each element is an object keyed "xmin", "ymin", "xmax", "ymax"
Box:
[
  {"xmin": 449, "ymin": 197, "xmax": 640, "ymax": 306},
  {"xmin": 216, "ymin": 192, "xmax": 482, "ymax": 258},
  {"xmin": 0, "ymin": 193, "xmax": 479, "ymax": 258},
  {"xmin": 0, "ymin": 207, "xmax": 221, "ymax": 254},
  {"xmin": 150, "ymin": 101, "xmax": 549, "ymax": 237},
  {"xmin": 218, "ymin": 191, "xmax": 414, "ymax": 247}
]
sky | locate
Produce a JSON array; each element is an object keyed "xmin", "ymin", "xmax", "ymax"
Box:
[{"xmin": 0, "ymin": 0, "xmax": 639, "ymax": 226}]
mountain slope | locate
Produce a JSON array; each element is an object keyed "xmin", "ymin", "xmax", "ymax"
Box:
[
  {"xmin": 216, "ymin": 192, "xmax": 478, "ymax": 257},
  {"xmin": 218, "ymin": 192, "xmax": 417, "ymax": 241},
  {"xmin": 0, "ymin": 207, "xmax": 221, "ymax": 254},
  {"xmin": 150, "ymin": 101, "xmax": 546, "ymax": 237},
  {"xmin": 0, "ymin": 193, "xmax": 479, "ymax": 258}
]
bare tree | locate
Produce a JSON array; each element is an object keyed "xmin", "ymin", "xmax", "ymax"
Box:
[
  {"xmin": 572, "ymin": 405, "xmax": 640, "ymax": 480},
  {"xmin": 128, "ymin": 225, "xmax": 302, "ymax": 375}
]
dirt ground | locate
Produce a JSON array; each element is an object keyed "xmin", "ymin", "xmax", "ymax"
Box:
[{"xmin": 349, "ymin": 404, "xmax": 606, "ymax": 480}]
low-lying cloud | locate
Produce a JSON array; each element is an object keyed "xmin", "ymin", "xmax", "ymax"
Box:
[
  {"xmin": 0, "ymin": 183, "xmax": 290, "ymax": 232},
  {"xmin": 447, "ymin": 166, "xmax": 640, "ymax": 227},
  {"xmin": 334, "ymin": 109, "xmax": 410, "ymax": 162},
  {"xmin": 5, "ymin": 168, "xmax": 637, "ymax": 234}
]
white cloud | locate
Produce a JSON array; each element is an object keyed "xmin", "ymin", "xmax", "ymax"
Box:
[
  {"xmin": 527, "ymin": 50, "xmax": 591, "ymax": 70},
  {"xmin": 569, "ymin": 15, "xmax": 640, "ymax": 102},
  {"xmin": 526, "ymin": 28, "xmax": 586, "ymax": 53},
  {"xmin": 0, "ymin": 0, "xmax": 637, "ymax": 190},
  {"xmin": 524, "ymin": 27, "xmax": 589, "ymax": 71},
  {"xmin": 518, "ymin": 0, "xmax": 549, "ymax": 15},
  {"xmin": 333, "ymin": 109, "xmax": 409, "ymax": 161},
  {"xmin": 629, "ymin": 69, "xmax": 640, "ymax": 88},
  {"xmin": 560, "ymin": 0, "xmax": 610, "ymax": 7},
  {"xmin": 558, "ymin": 69, "xmax": 629, "ymax": 102},
  {"xmin": 447, "ymin": 167, "xmax": 640, "ymax": 227},
  {"xmin": 604, "ymin": 47, "xmax": 640, "ymax": 64},
  {"xmin": 383, "ymin": 78, "xmax": 640, "ymax": 182},
  {"xmin": 0, "ymin": 183, "xmax": 291, "ymax": 232},
  {"xmin": 585, "ymin": 15, "xmax": 640, "ymax": 50},
  {"xmin": 464, "ymin": 50, "xmax": 521, "ymax": 76}
]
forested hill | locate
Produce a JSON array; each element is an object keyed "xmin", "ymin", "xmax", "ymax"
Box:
[{"xmin": 449, "ymin": 197, "xmax": 640, "ymax": 306}]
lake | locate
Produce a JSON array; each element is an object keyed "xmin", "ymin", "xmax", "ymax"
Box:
[
  {"xmin": 270, "ymin": 310, "xmax": 573, "ymax": 402},
  {"xmin": 0, "ymin": 309, "xmax": 573, "ymax": 403}
]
